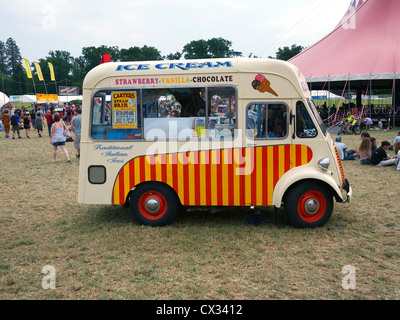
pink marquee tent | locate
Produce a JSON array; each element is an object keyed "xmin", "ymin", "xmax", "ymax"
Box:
[
  {"xmin": 289, "ymin": 0, "xmax": 400, "ymax": 124},
  {"xmin": 290, "ymin": 0, "xmax": 400, "ymax": 83}
]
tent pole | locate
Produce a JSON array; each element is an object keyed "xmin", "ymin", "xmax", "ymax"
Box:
[
  {"xmin": 349, "ymin": 80, "xmax": 351, "ymax": 115},
  {"xmin": 327, "ymin": 78, "xmax": 332, "ymax": 126},
  {"xmin": 393, "ymin": 73, "xmax": 396, "ymax": 129},
  {"xmin": 369, "ymin": 78, "xmax": 372, "ymax": 118}
]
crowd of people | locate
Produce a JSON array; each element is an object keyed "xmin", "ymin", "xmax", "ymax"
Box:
[
  {"xmin": 318, "ymin": 101, "xmax": 399, "ymax": 130},
  {"xmin": 0, "ymin": 103, "xmax": 82, "ymax": 163},
  {"xmin": 334, "ymin": 131, "xmax": 400, "ymax": 171}
]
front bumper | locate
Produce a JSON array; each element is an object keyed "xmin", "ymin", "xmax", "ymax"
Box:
[{"xmin": 342, "ymin": 179, "xmax": 352, "ymax": 203}]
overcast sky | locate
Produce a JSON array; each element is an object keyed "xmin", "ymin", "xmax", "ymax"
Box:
[{"xmin": 0, "ymin": 0, "xmax": 351, "ymax": 63}]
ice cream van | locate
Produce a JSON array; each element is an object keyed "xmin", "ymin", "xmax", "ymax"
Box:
[{"xmin": 78, "ymin": 58, "xmax": 352, "ymax": 228}]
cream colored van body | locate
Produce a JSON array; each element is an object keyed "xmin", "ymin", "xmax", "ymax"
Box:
[{"xmin": 78, "ymin": 58, "xmax": 352, "ymax": 228}]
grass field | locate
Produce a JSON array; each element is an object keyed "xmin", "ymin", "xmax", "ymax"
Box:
[{"xmin": 0, "ymin": 128, "xmax": 399, "ymax": 300}]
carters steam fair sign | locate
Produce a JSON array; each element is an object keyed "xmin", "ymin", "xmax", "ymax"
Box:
[{"xmin": 112, "ymin": 91, "xmax": 137, "ymax": 129}]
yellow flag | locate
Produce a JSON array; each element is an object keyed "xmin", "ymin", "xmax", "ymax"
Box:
[
  {"xmin": 33, "ymin": 62, "xmax": 44, "ymax": 81},
  {"xmin": 22, "ymin": 58, "xmax": 33, "ymax": 79},
  {"xmin": 48, "ymin": 62, "xmax": 55, "ymax": 81}
]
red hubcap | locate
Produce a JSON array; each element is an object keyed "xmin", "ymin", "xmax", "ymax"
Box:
[
  {"xmin": 138, "ymin": 191, "xmax": 167, "ymax": 220},
  {"xmin": 297, "ymin": 190, "xmax": 326, "ymax": 223}
]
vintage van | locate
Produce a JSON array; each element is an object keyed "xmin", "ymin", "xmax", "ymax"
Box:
[{"xmin": 78, "ymin": 58, "xmax": 351, "ymax": 228}]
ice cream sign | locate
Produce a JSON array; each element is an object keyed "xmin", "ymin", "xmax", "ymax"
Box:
[
  {"xmin": 112, "ymin": 91, "xmax": 137, "ymax": 128},
  {"xmin": 252, "ymin": 74, "xmax": 278, "ymax": 97}
]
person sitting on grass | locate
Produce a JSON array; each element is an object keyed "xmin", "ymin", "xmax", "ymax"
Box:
[
  {"xmin": 358, "ymin": 138, "xmax": 371, "ymax": 165},
  {"xmin": 394, "ymin": 141, "xmax": 400, "ymax": 171},
  {"xmin": 371, "ymin": 141, "xmax": 395, "ymax": 167},
  {"xmin": 361, "ymin": 131, "xmax": 370, "ymax": 140},
  {"xmin": 335, "ymin": 136, "xmax": 358, "ymax": 160},
  {"xmin": 370, "ymin": 137, "xmax": 377, "ymax": 153},
  {"xmin": 389, "ymin": 131, "xmax": 400, "ymax": 150}
]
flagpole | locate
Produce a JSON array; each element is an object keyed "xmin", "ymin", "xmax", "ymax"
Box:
[
  {"xmin": 43, "ymin": 79, "xmax": 48, "ymax": 95},
  {"xmin": 32, "ymin": 76, "xmax": 36, "ymax": 95}
]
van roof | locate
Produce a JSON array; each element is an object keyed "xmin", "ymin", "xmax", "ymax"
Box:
[{"xmin": 83, "ymin": 58, "xmax": 307, "ymax": 98}]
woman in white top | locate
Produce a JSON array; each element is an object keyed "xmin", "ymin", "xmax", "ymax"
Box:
[{"xmin": 50, "ymin": 112, "xmax": 71, "ymax": 163}]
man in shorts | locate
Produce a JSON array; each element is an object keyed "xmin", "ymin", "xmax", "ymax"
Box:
[
  {"xmin": 10, "ymin": 110, "xmax": 22, "ymax": 139},
  {"xmin": 70, "ymin": 107, "xmax": 82, "ymax": 158}
]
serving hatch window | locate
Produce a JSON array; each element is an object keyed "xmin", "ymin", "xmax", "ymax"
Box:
[{"xmin": 90, "ymin": 86, "xmax": 236, "ymax": 141}]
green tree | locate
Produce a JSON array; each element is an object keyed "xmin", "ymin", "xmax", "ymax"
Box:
[
  {"xmin": 275, "ymin": 44, "xmax": 304, "ymax": 61},
  {"xmin": 119, "ymin": 45, "xmax": 162, "ymax": 61},
  {"xmin": 5, "ymin": 37, "xmax": 25, "ymax": 94},
  {"xmin": 165, "ymin": 51, "xmax": 182, "ymax": 60},
  {"xmin": 70, "ymin": 56, "xmax": 86, "ymax": 87},
  {"xmin": 182, "ymin": 38, "xmax": 242, "ymax": 59},
  {"xmin": 36, "ymin": 50, "xmax": 74, "ymax": 93},
  {"xmin": 0, "ymin": 40, "xmax": 7, "ymax": 75},
  {"xmin": 80, "ymin": 45, "xmax": 120, "ymax": 74}
]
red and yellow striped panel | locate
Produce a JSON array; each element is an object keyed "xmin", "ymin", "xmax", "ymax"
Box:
[
  {"xmin": 112, "ymin": 145, "xmax": 313, "ymax": 206},
  {"xmin": 333, "ymin": 145, "xmax": 346, "ymax": 184}
]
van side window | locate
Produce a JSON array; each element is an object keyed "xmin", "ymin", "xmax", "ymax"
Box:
[
  {"xmin": 142, "ymin": 86, "xmax": 237, "ymax": 141},
  {"xmin": 142, "ymin": 88, "xmax": 206, "ymax": 140},
  {"xmin": 246, "ymin": 103, "xmax": 288, "ymax": 139},
  {"xmin": 296, "ymin": 101, "xmax": 317, "ymax": 138},
  {"xmin": 91, "ymin": 90, "xmax": 142, "ymax": 140},
  {"xmin": 208, "ymin": 87, "xmax": 236, "ymax": 140}
]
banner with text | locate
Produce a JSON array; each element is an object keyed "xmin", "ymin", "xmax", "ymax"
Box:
[{"xmin": 36, "ymin": 94, "xmax": 59, "ymax": 102}]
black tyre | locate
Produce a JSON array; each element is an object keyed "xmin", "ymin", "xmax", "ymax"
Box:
[
  {"xmin": 284, "ymin": 182, "xmax": 333, "ymax": 228},
  {"xmin": 353, "ymin": 124, "xmax": 362, "ymax": 135},
  {"xmin": 130, "ymin": 182, "xmax": 179, "ymax": 226}
]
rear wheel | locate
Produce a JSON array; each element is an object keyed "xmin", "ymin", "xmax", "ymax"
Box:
[
  {"xmin": 284, "ymin": 182, "xmax": 333, "ymax": 228},
  {"xmin": 130, "ymin": 183, "xmax": 179, "ymax": 226}
]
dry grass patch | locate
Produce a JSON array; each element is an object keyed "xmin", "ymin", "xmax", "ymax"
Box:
[{"xmin": 0, "ymin": 130, "xmax": 399, "ymax": 300}]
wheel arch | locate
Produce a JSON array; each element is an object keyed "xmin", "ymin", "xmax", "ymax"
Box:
[
  {"xmin": 273, "ymin": 167, "xmax": 343, "ymax": 208},
  {"xmin": 125, "ymin": 181, "xmax": 182, "ymax": 208}
]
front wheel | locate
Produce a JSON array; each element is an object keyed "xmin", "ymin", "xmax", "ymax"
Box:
[
  {"xmin": 352, "ymin": 124, "xmax": 362, "ymax": 135},
  {"xmin": 284, "ymin": 182, "xmax": 333, "ymax": 228},
  {"xmin": 130, "ymin": 182, "xmax": 179, "ymax": 226}
]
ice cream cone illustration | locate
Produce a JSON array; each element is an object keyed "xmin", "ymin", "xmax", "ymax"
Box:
[{"xmin": 252, "ymin": 74, "xmax": 278, "ymax": 97}]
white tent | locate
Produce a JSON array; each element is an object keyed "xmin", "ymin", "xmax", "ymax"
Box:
[
  {"xmin": 1, "ymin": 91, "xmax": 10, "ymax": 106},
  {"xmin": 9, "ymin": 95, "xmax": 36, "ymax": 105},
  {"xmin": 58, "ymin": 95, "xmax": 82, "ymax": 103},
  {"xmin": 311, "ymin": 90, "xmax": 343, "ymax": 100}
]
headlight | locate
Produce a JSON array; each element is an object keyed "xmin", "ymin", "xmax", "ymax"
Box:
[{"xmin": 318, "ymin": 158, "xmax": 330, "ymax": 171}]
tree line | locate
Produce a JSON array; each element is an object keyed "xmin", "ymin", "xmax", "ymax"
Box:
[{"xmin": 0, "ymin": 37, "xmax": 304, "ymax": 96}]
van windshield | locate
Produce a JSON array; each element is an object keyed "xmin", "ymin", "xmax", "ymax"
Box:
[{"xmin": 307, "ymin": 98, "xmax": 327, "ymax": 136}]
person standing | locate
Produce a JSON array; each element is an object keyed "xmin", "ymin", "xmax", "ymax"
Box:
[
  {"xmin": 70, "ymin": 107, "xmax": 82, "ymax": 158},
  {"xmin": 44, "ymin": 110, "xmax": 53, "ymax": 136},
  {"xmin": 50, "ymin": 113, "xmax": 70, "ymax": 163},
  {"xmin": 30, "ymin": 109, "xmax": 36, "ymax": 130},
  {"xmin": 10, "ymin": 110, "xmax": 22, "ymax": 139},
  {"xmin": 34, "ymin": 111, "xmax": 43, "ymax": 137},
  {"xmin": 22, "ymin": 112, "xmax": 31, "ymax": 138},
  {"xmin": 1, "ymin": 109, "xmax": 11, "ymax": 138}
]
